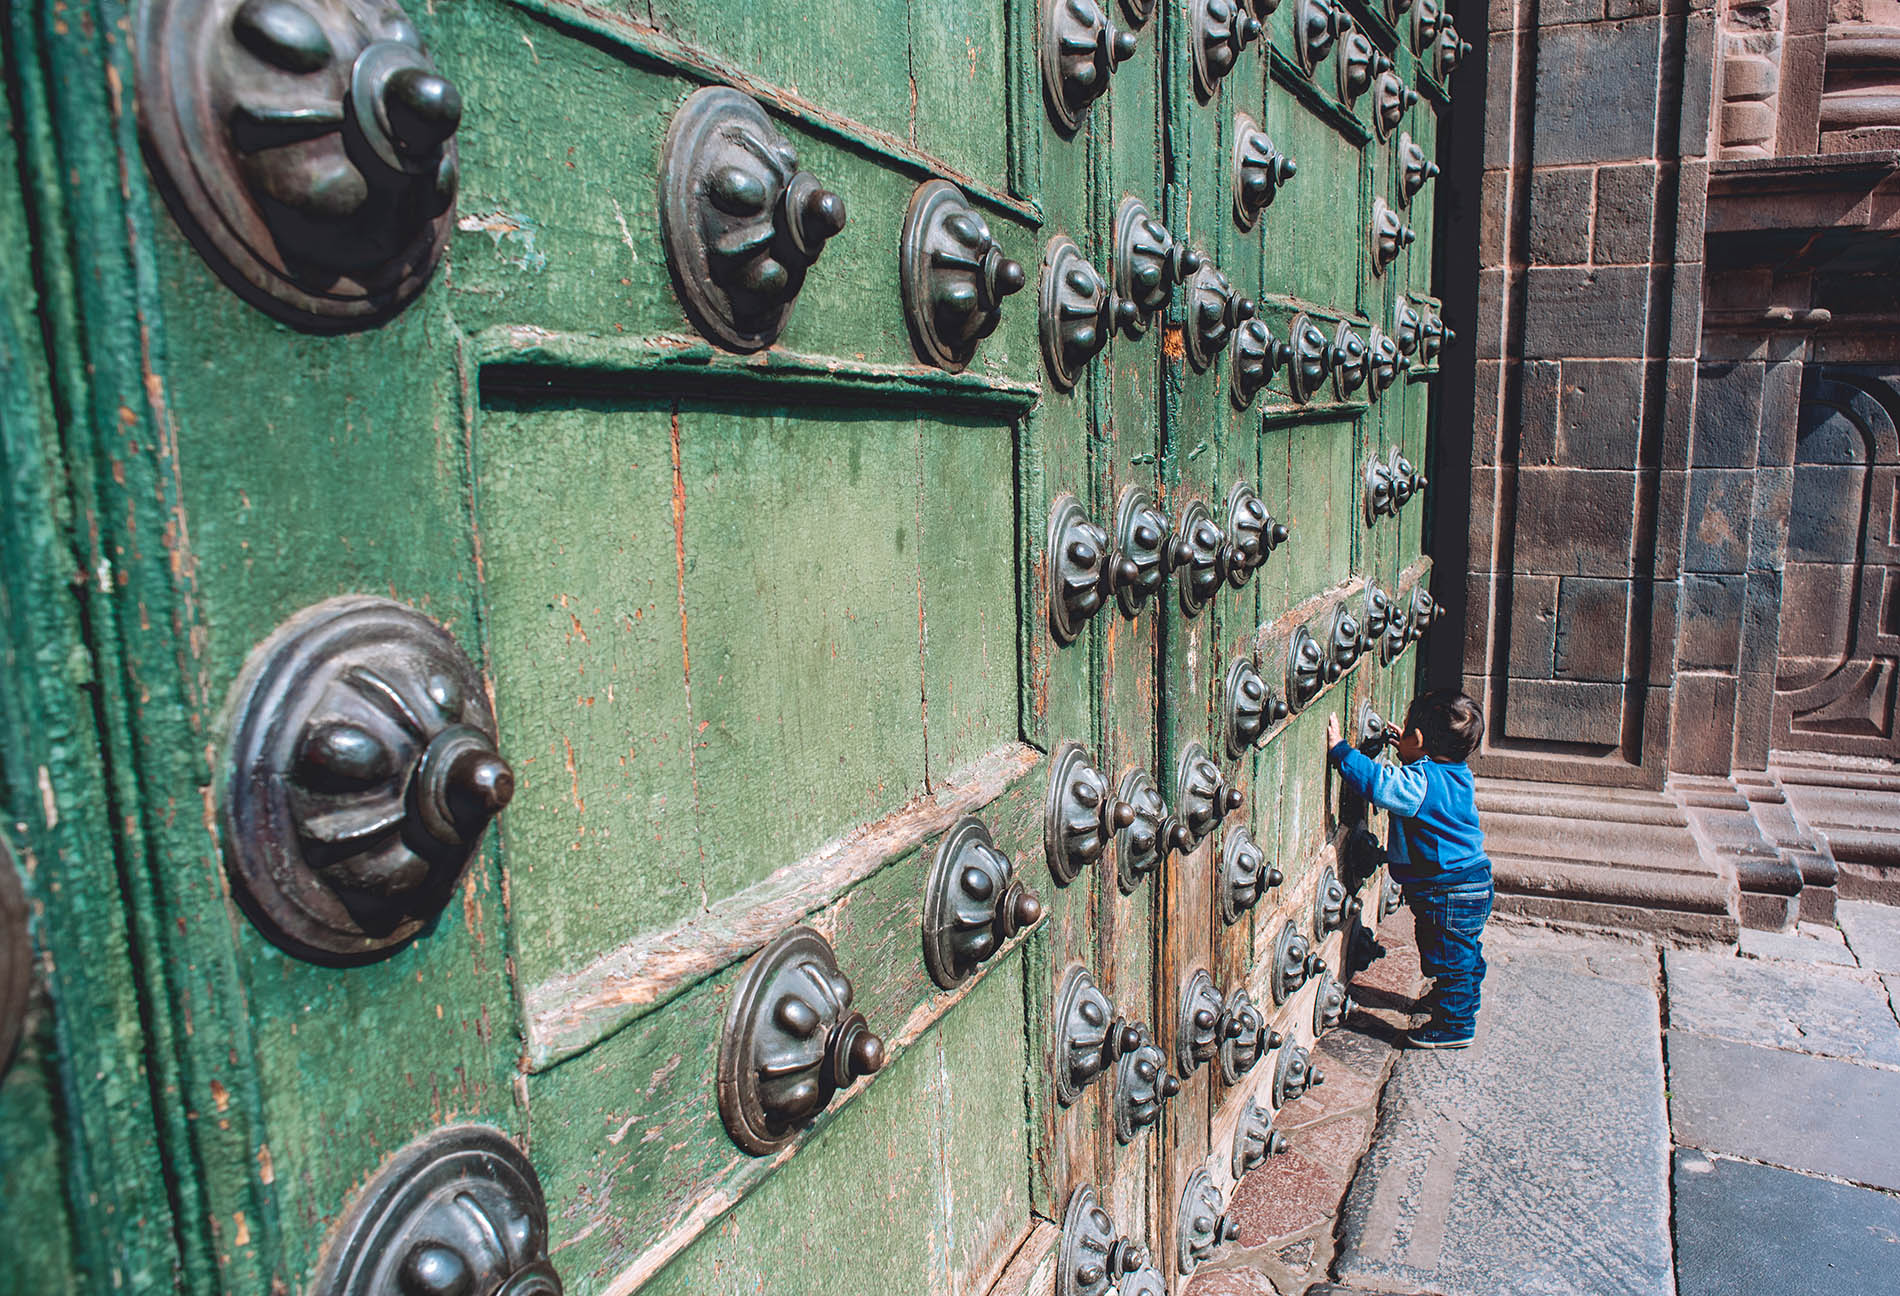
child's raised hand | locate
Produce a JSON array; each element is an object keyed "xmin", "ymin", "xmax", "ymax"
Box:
[{"xmin": 1325, "ymin": 711, "xmax": 1341, "ymax": 750}]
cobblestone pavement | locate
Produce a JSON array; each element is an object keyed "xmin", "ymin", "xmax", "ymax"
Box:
[{"xmin": 1190, "ymin": 900, "xmax": 1900, "ymax": 1295}]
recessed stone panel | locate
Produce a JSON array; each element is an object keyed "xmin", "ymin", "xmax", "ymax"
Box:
[
  {"xmin": 1555, "ymin": 577, "xmax": 1633, "ymax": 681},
  {"xmin": 1677, "ymin": 573, "xmax": 1744, "ymax": 671},
  {"xmin": 1693, "ymin": 361, "xmax": 1764, "ymax": 469},
  {"xmin": 1513, "ymin": 468, "xmax": 1638, "ymax": 577},
  {"xmin": 1504, "ymin": 677, "xmax": 1626, "ymax": 744},
  {"xmin": 1592, "ymin": 163, "xmax": 1658, "ymax": 266},
  {"xmin": 1522, "ymin": 267, "xmax": 1652, "ymax": 360},
  {"xmin": 1683, "ymin": 469, "xmax": 1754, "ymax": 574},
  {"xmin": 1557, "ymin": 359, "xmax": 1645, "ymax": 468}
]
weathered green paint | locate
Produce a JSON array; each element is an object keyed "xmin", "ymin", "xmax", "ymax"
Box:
[{"xmin": 1, "ymin": 0, "xmax": 1447, "ymax": 1288}]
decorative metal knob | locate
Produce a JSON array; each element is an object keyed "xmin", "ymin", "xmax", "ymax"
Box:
[
  {"xmin": 1391, "ymin": 445, "xmax": 1429, "ymax": 508},
  {"xmin": 924, "ymin": 817, "xmax": 1041, "ymax": 989},
  {"xmin": 901, "ymin": 180, "xmax": 1024, "ymax": 372},
  {"xmin": 221, "ymin": 597, "xmax": 513, "ymax": 964},
  {"xmin": 1435, "ymin": 19, "xmax": 1471, "ymax": 79},
  {"xmin": 1360, "ymin": 586, "xmax": 1394, "ymax": 657},
  {"xmin": 1409, "ymin": 585, "xmax": 1441, "ymax": 642},
  {"xmin": 1221, "ymin": 480, "xmax": 1285, "ymax": 587},
  {"xmin": 137, "ymin": 0, "xmax": 463, "ymax": 330},
  {"xmin": 1119, "ymin": 1265, "xmax": 1168, "ymax": 1296},
  {"xmin": 1170, "ymin": 499, "xmax": 1227, "ymax": 616},
  {"xmin": 1367, "ymin": 326, "xmax": 1404, "ymax": 399},
  {"xmin": 1337, "ymin": 28, "xmax": 1391, "ymax": 105},
  {"xmin": 1219, "ymin": 987, "xmax": 1274, "ymax": 1082},
  {"xmin": 1057, "ymin": 1185, "xmax": 1150, "ymax": 1296},
  {"xmin": 1056, "ymin": 966, "xmax": 1147, "ymax": 1104},
  {"xmin": 1371, "ymin": 197, "xmax": 1415, "ymax": 277},
  {"xmin": 1048, "ymin": 493, "xmax": 1110, "ymax": 645},
  {"xmin": 1112, "ymin": 485, "xmax": 1176, "ymax": 617},
  {"xmin": 1231, "ymin": 318, "xmax": 1294, "ymax": 408},
  {"xmin": 1271, "ymin": 918, "xmax": 1315, "ymax": 1003},
  {"xmin": 1175, "ymin": 740, "xmax": 1242, "ymax": 846},
  {"xmin": 1329, "ymin": 602, "xmax": 1364, "ymax": 676},
  {"xmin": 1114, "ymin": 197, "xmax": 1203, "ymax": 334},
  {"xmin": 1185, "ymin": 263, "xmax": 1256, "ymax": 373},
  {"xmin": 1347, "ymin": 916, "xmax": 1383, "ymax": 975},
  {"xmin": 1384, "ymin": 0, "xmax": 1416, "ymax": 21},
  {"xmin": 1220, "ymin": 824, "xmax": 1282, "ymax": 924},
  {"xmin": 1414, "ymin": 0, "xmax": 1442, "ymax": 52},
  {"xmin": 0, "ymin": 840, "xmax": 25, "ymax": 1083},
  {"xmin": 1286, "ymin": 624, "xmax": 1329, "ymax": 713},
  {"xmin": 1344, "ymin": 824, "xmax": 1386, "ymax": 890},
  {"xmin": 1042, "ymin": 236, "xmax": 1137, "ymax": 391},
  {"xmin": 719, "ymin": 927, "xmax": 885, "ymax": 1154},
  {"xmin": 1116, "ymin": 768, "xmax": 1186, "ymax": 893},
  {"xmin": 1314, "ymin": 863, "xmax": 1359, "ymax": 934},
  {"xmin": 1233, "ymin": 113, "xmax": 1296, "ymax": 232},
  {"xmin": 1332, "ymin": 321, "xmax": 1370, "ymax": 399},
  {"xmin": 1313, "ymin": 970, "xmax": 1354, "ymax": 1034},
  {"xmin": 1398, "ymin": 131, "xmax": 1439, "ymax": 205},
  {"xmin": 1234, "ymin": 1102, "xmax": 1288, "ymax": 1177},
  {"xmin": 1421, "ymin": 305, "xmax": 1453, "ymax": 361},
  {"xmin": 1382, "ymin": 875, "xmax": 1405, "ymax": 917},
  {"xmin": 1193, "ymin": 0, "xmax": 1263, "ymax": 98},
  {"xmin": 1114, "ymin": 1037, "xmax": 1179, "ymax": 1143},
  {"xmin": 1294, "ymin": 0, "xmax": 1351, "ymax": 76},
  {"xmin": 314, "ymin": 1125, "xmax": 562, "ymax": 1296},
  {"xmin": 1356, "ymin": 700, "xmax": 1388, "ymax": 752},
  {"xmin": 1394, "ymin": 297, "xmax": 1423, "ymax": 356},
  {"xmin": 1373, "ymin": 69, "xmax": 1418, "ymax": 141},
  {"xmin": 1273, "ymin": 1040, "xmax": 1324, "ymax": 1106},
  {"xmin": 1287, "ymin": 312, "xmax": 1335, "ymax": 403},
  {"xmin": 1364, "ymin": 453, "xmax": 1399, "ymax": 523},
  {"xmin": 1178, "ymin": 1168, "xmax": 1239, "ymax": 1274},
  {"xmin": 1046, "ymin": 742, "xmax": 1136, "ymax": 885},
  {"xmin": 661, "ymin": 87, "xmax": 846, "ymax": 353},
  {"xmin": 1122, "ymin": 0, "xmax": 1158, "ymax": 28},
  {"xmin": 1382, "ymin": 605, "xmax": 1411, "ymax": 664},
  {"xmin": 1043, "ymin": 0, "xmax": 1139, "ymax": 133},
  {"xmin": 1176, "ymin": 968, "xmax": 1235, "ymax": 1075},
  {"xmin": 1224, "ymin": 657, "xmax": 1288, "ymax": 758}
]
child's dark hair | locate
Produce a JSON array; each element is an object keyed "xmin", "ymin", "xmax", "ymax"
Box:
[{"xmin": 1404, "ymin": 689, "xmax": 1483, "ymax": 762}]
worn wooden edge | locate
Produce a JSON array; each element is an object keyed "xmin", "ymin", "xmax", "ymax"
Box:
[
  {"xmin": 521, "ymin": 742, "xmax": 1042, "ymax": 1070},
  {"xmin": 1416, "ymin": 64, "xmax": 1451, "ymax": 109},
  {"xmin": 471, "ymin": 326, "xmax": 1044, "ymax": 414},
  {"xmin": 504, "ymin": 0, "xmax": 1043, "ymax": 224},
  {"xmin": 985, "ymin": 1220, "xmax": 1061, "ymax": 1296},
  {"xmin": 1266, "ymin": 47, "xmax": 1374, "ymax": 148},
  {"xmin": 1337, "ymin": 0, "xmax": 1402, "ymax": 54}
]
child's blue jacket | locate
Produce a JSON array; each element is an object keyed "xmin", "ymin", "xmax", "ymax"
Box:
[{"xmin": 1328, "ymin": 742, "xmax": 1492, "ymax": 890}]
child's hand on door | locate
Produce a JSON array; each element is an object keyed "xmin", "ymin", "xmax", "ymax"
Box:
[{"xmin": 1325, "ymin": 711, "xmax": 1341, "ymax": 751}]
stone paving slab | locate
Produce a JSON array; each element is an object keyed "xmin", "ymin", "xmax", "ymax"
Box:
[
  {"xmin": 1333, "ymin": 925, "xmax": 1672, "ymax": 1296},
  {"xmin": 1674, "ymin": 1150, "xmax": 1900, "ymax": 1296},
  {"xmin": 1736, "ymin": 922, "xmax": 1857, "ymax": 967},
  {"xmin": 1839, "ymin": 899, "xmax": 1900, "ymax": 975},
  {"xmin": 1667, "ymin": 1030, "xmax": 1900, "ymax": 1190},
  {"xmin": 1664, "ymin": 949, "xmax": 1900, "ymax": 1065}
]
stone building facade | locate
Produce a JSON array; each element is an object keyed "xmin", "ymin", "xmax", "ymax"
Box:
[{"xmin": 1430, "ymin": 0, "xmax": 1900, "ymax": 935}]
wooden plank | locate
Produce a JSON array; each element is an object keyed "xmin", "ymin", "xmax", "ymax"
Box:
[
  {"xmin": 523, "ymin": 742, "xmax": 1038, "ymax": 1068},
  {"xmin": 910, "ymin": 0, "xmax": 1013, "ymax": 187},
  {"xmin": 525, "ymin": 750, "xmax": 1048, "ymax": 1290}
]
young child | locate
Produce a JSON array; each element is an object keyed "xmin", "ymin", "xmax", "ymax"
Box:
[{"xmin": 1325, "ymin": 689, "xmax": 1492, "ymax": 1049}]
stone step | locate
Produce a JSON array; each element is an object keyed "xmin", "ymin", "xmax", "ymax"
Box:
[
  {"xmin": 1475, "ymin": 780, "xmax": 1689, "ymax": 827},
  {"xmin": 1774, "ymin": 762, "xmax": 1900, "ymax": 794},
  {"xmin": 1484, "ymin": 815, "xmax": 1709, "ymax": 871},
  {"xmin": 1492, "ymin": 852, "xmax": 1733, "ymax": 914}
]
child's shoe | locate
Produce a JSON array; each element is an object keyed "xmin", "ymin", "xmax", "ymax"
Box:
[{"xmin": 1405, "ymin": 1022, "xmax": 1476, "ymax": 1049}]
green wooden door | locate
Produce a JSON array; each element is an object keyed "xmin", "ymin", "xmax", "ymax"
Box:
[{"xmin": 0, "ymin": 0, "xmax": 1456, "ymax": 1290}]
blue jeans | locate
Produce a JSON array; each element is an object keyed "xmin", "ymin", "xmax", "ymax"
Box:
[{"xmin": 1408, "ymin": 880, "xmax": 1494, "ymax": 1034}]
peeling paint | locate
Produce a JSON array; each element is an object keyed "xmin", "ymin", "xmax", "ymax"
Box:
[{"xmin": 457, "ymin": 209, "xmax": 550, "ymax": 272}]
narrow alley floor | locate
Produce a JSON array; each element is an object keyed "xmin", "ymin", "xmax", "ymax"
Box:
[{"xmin": 1190, "ymin": 901, "xmax": 1900, "ymax": 1296}]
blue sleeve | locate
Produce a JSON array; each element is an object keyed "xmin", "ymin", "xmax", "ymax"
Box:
[{"xmin": 1330, "ymin": 745, "xmax": 1429, "ymax": 817}]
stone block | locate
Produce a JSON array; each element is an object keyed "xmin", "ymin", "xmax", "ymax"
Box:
[
  {"xmin": 1229, "ymin": 1149, "xmax": 1349, "ymax": 1246},
  {"xmin": 1528, "ymin": 167, "xmax": 1595, "ymax": 266},
  {"xmin": 1674, "ymin": 1152, "xmax": 1900, "ymax": 1296},
  {"xmin": 1543, "ymin": 0, "xmax": 1606, "ymax": 22},
  {"xmin": 1838, "ymin": 899, "xmax": 1900, "ymax": 975},
  {"xmin": 1522, "ymin": 267, "xmax": 1651, "ymax": 360},
  {"xmin": 1720, "ymin": 100, "xmax": 1775, "ymax": 150},
  {"xmin": 1643, "ymin": 577, "xmax": 1681, "ymax": 683},
  {"xmin": 1674, "ymin": 162, "xmax": 1710, "ymax": 261},
  {"xmin": 1667, "ymin": 262, "xmax": 1705, "ymax": 358},
  {"xmin": 1787, "ymin": 465, "xmax": 1862, "ymax": 564},
  {"xmin": 1654, "ymin": 468, "xmax": 1688, "ymax": 580},
  {"xmin": 1555, "ymin": 576, "xmax": 1633, "ymax": 681},
  {"xmin": 1606, "ymin": 0, "xmax": 1660, "ymax": 15},
  {"xmin": 1505, "ymin": 677, "xmax": 1626, "ymax": 745},
  {"xmin": 1720, "ymin": 55, "xmax": 1776, "ymax": 102},
  {"xmin": 1479, "ymin": 168, "xmax": 1511, "ymax": 269},
  {"xmin": 1677, "ymin": 572, "xmax": 1744, "ymax": 670},
  {"xmin": 1474, "ymin": 359, "xmax": 1505, "ymax": 465},
  {"xmin": 1532, "ymin": 18, "xmax": 1666, "ymax": 165},
  {"xmin": 1593, "ymin": 163, "xmax": 1658, "ymax": 265},
  {"xmin": 1665, "ymin": 949, "xmax": 1900, "ymax": 1064},
  {"xmin": 1661, "ymin": 358, "xmax": 1697, "ymax": 471},
  {"xmin": 1737, "ymin": 924, "xmax": 1857, "ymax": 966},
  {"xmin": 1746, "ymin": 467, "xmax": 1792, "ymax": 569},
  {"xmin": 1757, "ymin": 357, "xmax": 1803, "ymax": 467},
  {"xmin": 1667, "ymin": 1031, "xmax": 1900, "ymax": 1189},
  {"xmin": 1777, "ymin": 563, "xmax": 1853, "ymax": 662},
  {"xmin": 1485, "ymin": 33, "xmax": 1517, "ymax": 172},
  {"xmin": 1691, "ymin": 360, "xmax": 1762, "ymax": 468},
  {"xmin": 1517, "ymin": 360, "xmax": 1561, "ymax": 465},
  {"xmin": 1683, "ymin": 468, "xmax": 1754, "ymax": 573},
  {"xmin": 1508, "ymin": 574, "xmax": 1560, "ymax": 676},
  {"xmin": 1775, "ymin": 32, "xmax": 1826, "ymax": 156},
  {"xmin": 1464, "ymin": 573, "xmax": 1495, "ymax": 673},
  {"xmin": 1468, "ymin": 465, "xmax": 1499, "ymax": 572},
  {"xmin": 1512, "ymin": 467, "xmax": 1637, "ymax": 577},
  {"xmin": 1732, "ymin": 670, "xmax": 1775, "ymax": 769},
  {"xmin": 1670, "ymin": 671, "xmax": 1738, "ymax": 774},
  {"xmin": 1557, "ymin": 359, "xmax": 1645, "ymax": 468},
  {"xmin": 1679, "ymin": 16, "xmax": 1718, "ymax": 158},
  {"xmin": 1476, "ymin": 266, "xmax": 1505, "ymax": 359}
]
